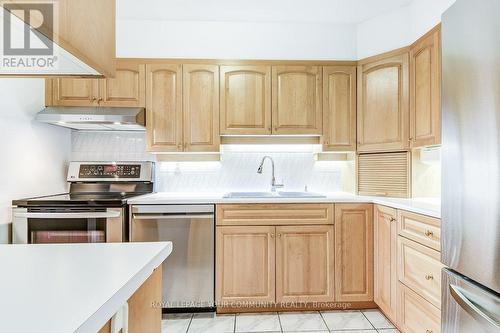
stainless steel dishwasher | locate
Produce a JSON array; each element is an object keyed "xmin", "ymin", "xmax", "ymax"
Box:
[{"xmin": 130, "ymin": 204, "xmax": 215, "ymax": 311}]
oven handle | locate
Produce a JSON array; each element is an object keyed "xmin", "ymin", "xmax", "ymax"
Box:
[
  {"xmin": 13, "ymin": 211, "xmax": 121, "ymax": 219},
  {"xmin": 132, "ymin": 213, "xmax": 214, "ymax": 220}
]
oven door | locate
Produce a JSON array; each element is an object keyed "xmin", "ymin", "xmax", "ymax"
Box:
[{"xmin": 12, "ymin": 207, "xmax": 124, "ymax": 244}]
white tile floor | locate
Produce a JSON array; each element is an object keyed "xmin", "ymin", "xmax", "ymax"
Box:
[{"xmin": 162, "ymin": 309, "xmax": 400, "ymax": 333}]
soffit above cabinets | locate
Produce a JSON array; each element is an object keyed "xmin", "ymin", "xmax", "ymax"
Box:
[{"xmin": 0, "ymin": 0, "xmax": 115, "ymax": 77}]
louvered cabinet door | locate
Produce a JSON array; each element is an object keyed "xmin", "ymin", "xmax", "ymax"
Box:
[
  {"xmin": 357, "ymin": 152, "xmax": 410, "ymax": 198},
  {"xmin": 146, "ymin": 64, "xmax": 183, "ymax": 152},
  {"xmin": 183, "ymin": 64, "xmax": 220, "ymax": 152}
]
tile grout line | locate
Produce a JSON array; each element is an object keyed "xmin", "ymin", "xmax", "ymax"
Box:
[
  {"xmin": 233, "ymin": 313, "xmax": 237, "ymax": 333},
  {"xmin": 318, "ymin": 310, "xmax": 331, "ymax": 332},
  {"xmin": 277, "ymin": 311, "xmax": 284, "ymax": 333},
  {"xmin": 184, "ymin": 313, "xmax": 194, "ymax": 333},
  {"xmin": 360, "ymin": 310, "xmax": 377, "ymax": 330}
]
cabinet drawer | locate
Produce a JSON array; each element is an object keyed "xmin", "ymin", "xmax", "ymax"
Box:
[
  {"xmin": 398, "ymin": 237, "xmax": 443, "ymax": 308},
  {"xmin": 398, "ymin": 210, "xmax": 441, "ymax": 251},
  {"xmin": 398, "ymin": 282, "xmax": 441, "ymax": 333},
  {"xmin": 216, "ymin": 204, "xmax": 334, "ymax": 226}
]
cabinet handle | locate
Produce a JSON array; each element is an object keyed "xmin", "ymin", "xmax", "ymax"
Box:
[
  {"xmin": 270, "ymin": 234, "xmax": 275, "ymax": 238},
  {"xmin": 177, "ymin": 143, "xmax": 183, "ymax": 150},
  {"xmin": 98, "ymin": 97, "xmax": 103, "ymax": 103},
  {"xmin": 425, "ymin": 274, "xmax": 434, "ymax": 280},
  {"xmin": 426, "ymin": 330, "xmax": 433, "ymax": 333},
  {"xmin": 425, "ymin": 230, "xmax": 434, "ymax": 237},
  {"xmin": 91, "ymin": 97, "xmax": 97, "ymax": 102},
  {"xmin": 390, "ymin": 217, "xmax": 396, "ymax": 223},
  {"xmin": 277, "ymin": 233, "xmax": 282, "ymax": 238}
]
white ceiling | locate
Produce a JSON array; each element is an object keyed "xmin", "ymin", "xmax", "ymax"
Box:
[{"xmin": 117, "ymin": 0, "xmax": 414, "ymax": 24}]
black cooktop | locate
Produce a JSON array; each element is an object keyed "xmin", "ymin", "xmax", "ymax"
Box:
[{"xmin": 12, "ymin": 192, "xmax": 144, "ymax": 207}]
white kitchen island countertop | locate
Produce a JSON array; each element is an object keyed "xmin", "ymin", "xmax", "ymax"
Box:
[
  {"xmin": 0, "ymin": 242, "xmax": 172, "ymax": 333},
  {"xmin": 127, "ymin": 192, "xmax": 441, "ymax": 218}
]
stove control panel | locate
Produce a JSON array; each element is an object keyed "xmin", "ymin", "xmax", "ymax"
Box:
[{"xmin": 78, "ymin": 164, "xmax": 141, "ymax": 178}]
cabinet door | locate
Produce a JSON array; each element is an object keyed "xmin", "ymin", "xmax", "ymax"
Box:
[
  {"xmin": 398, "ymin": 282, "xmax": 441, "ymax": 333},
  {"xmin": 334, "ymin": 203, "xmax": 374, "ymax": 302},
  {"xmin": 183, "ymin": 64, "xmax": 220, "ymax": 152},
  {"xmin": 51, "ymin": 78, "xmax": 99, "ymax": 106},
  {"xmin": 357, "ymin": 53, "xmax": 410, "ymax": 152},
  {"xmin": 216, "ymin": 226, "xmax": 276, "ymax": 305},
  {"xmin": 99, "ymin": 60, "xmax": 146, "ymax": 107},
  {"xmin": 276, "ymin": 225, "xmax": 334, "ymax": 303},
  {"xmin": 220, "ymin": 66, "xmax": 271, "ymax": 135},
  {"xmin": 272, "ymin": 66, "xmax": 322, "ymax": 135},
  {"xmin": 322, "ymin": 66, "xmax": 356, "ymax": 151},
  {"xmin": 374, "ymin": 205, "xmax": 398, "ymax": 323},
  {"xmin": 410, "ymin": 26, "xmax": 441, "ymax": 147},
  {"xmin": 146, "ymin": 64, "xmax": 183, "ymax": 152}
]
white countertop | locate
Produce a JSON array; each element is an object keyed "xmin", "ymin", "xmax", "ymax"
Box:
[
  {"xmin": 0, "ymin": 242, "xmax": 172, "ymax": 333},
  {"xmin": 128, "ymin": 192, "xmax": 441, "ymax": 218}
]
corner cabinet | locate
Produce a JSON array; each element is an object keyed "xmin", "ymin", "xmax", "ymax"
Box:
[
  {"xmin": 48, "ymin": 60, "xmax": 146, "ymax": 107},
  {"xmin": 146, "ymin": 63, "xmax": 220, "ymax": 152},
  {"xmin": 272, "ymin": 66, "xmax": 322, "ymax": 135},
  {"xmin": 146, "ymin": 64, "xmax": 183, "ymax": 152},
  {"xmin": 410, "ymin": 26, "xmax": 441, "ymax": 148},
  {"xmin": 219, "ymin": 66, "xmax": 272, "ymax": 135},
  {"xmin": 334, "ymin": 203, "xmax": 374, "ymax": 302},
  {"xmin": 374, "ymin": 205, "xmax": 398, "ymax": 323},
  {"xmin": 357, "ymin": 52, "xmax": 410, "ymax": 152},
  {"xmin": 322, "ymin": 66, "xmax": 357, "ymax": 151}
]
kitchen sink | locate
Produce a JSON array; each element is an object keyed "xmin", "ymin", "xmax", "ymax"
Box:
[{"xmin": 223, "ymin": 191, "xmax": 326, "ymax": 198}]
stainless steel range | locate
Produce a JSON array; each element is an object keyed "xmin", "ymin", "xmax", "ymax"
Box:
[{"xmin": 12, "ymin": 161, "xmax": 154, "ymax": 244}]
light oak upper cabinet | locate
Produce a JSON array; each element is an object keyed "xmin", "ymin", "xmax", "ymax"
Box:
[
  {"xmin": 183, "ymin": 64, "xmax": 220, "ymax": 152},
  {"xmin": 276, "ymin": 225, "xmax": 335, "ymax": 303},
  {"xmin": 49, "ymin": 60, "xmax": 146, "ymax": 107},
  {"xmin": 334, "ymin": 204, "xmax": 374, "ymax": 302},
  {"xmin": 322, "ymin": 66, "xmax": 357, "ymax": 151},
  {"xmin": 374, "ymin": 205, "xmax": 398, "ymax": 323},
  {"xmin": 357, "ymin": 52, "xmax": 410, "ymax": 152},
  {"xmin": 146, "ymin": 64, "xmax": 183, "ymax": 152},
  {"xmin": 272, "ymin": 66, "xmax": 322, "ymax": 135},
  {"xmin": 216, "ymin": 226, "xmax": 276, "ymax": 305},
  {"xmin": 99, "ymin": 61, "xmax": 146, "ymax": 107},
  {"xmin": 410, "ymin": 26, "xmax": 442, "ymax": 147},
  {"xmin": 51, "ymin": 78, "xmax": 99, "ymax": 106},
  {"xmin": 220, "ymin": 66, "xmax": 272, "ymax": 135}
]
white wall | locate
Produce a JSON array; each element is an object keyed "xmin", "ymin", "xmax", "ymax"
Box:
[
  {"xmin": 0, "ymin": 78, "xmax": 71, "ymax": 243},
  {"xmin": 356, "ymin": 0, "xmax": 456, "ymax": 59},
  {"xmin": 117, "ymin": 19, "xmax": 357, "ymax": 60}
]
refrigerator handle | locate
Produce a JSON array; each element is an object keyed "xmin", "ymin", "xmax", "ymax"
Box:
[{"xmin": 450, "ymin": 284, "xmax": 500, "ymax": 330}]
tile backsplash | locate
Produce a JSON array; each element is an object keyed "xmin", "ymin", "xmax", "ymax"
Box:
[{"xmin": 71, "ymin": 131, "xmax": 354, "ymax": 193}]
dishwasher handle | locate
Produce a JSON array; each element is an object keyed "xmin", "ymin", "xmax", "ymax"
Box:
[{"xmin": 132, "ymin": 213, "xmax": 214, "ymax": 220}]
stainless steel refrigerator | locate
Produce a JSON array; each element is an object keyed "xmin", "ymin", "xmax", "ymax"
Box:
[{"xmin": 441, "ymin": 0, "xmax": 500, "ymax": 332}]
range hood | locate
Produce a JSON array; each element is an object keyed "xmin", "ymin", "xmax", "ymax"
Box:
[{"xmin": 36, "ymin": 107, "xmax": 146, "ymax": 131}]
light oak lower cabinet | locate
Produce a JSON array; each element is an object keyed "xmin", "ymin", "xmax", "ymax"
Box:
[
  {"xmin": 216, "ymin": 226, "xmax": 276, "ymax": 305},
  {"xmin": 334, "ymin": 204, "xmax": 374, "ymax": 302},
  {"xmin": 276, "ymin": 225, "xmax": 335, "ymax": 303},
  {"xmin": 398, "ymin": 282, "xmax": 441, "ymax": 333},
  {"xmin": 374, "ymin": 205, "xmax": 398, "ymax": 323}
]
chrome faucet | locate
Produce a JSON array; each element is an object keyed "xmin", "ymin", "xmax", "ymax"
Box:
[{"xmin": 257, "ymin": 156, "xmax": 284, "ymax": 192}]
